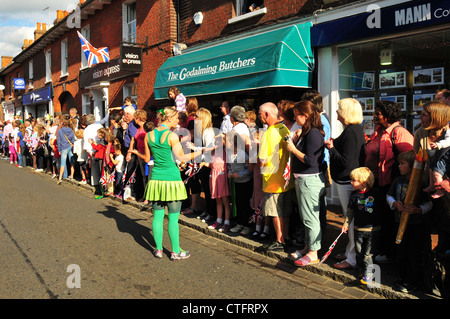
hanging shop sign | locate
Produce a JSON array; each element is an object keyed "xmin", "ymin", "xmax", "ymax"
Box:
[
  {"xmin": 13, "ymin": 78, "xmax": 26, "ymax": 90},
  {"xmin": 23, "ymin": 86, "xmax": 52, "ymax": 105},
  {"xmin": 311, "ymin": 0, "xmax": 450, "ymax": 47},
  {"xmin": 79, "ymin": 57, "xmax": 141, "ymax": 89},
  {"xmin": 120, "ymin": 45, "xmax": 143, "ymax": 72}
]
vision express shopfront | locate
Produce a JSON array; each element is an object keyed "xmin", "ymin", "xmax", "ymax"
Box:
[
  {"xmin": 79, "ymin": 46, "xmax": 142, "ymax": 121},
  {"xmin": 312, "ymin": 0, "xmax": 450, "ymax": 140},
  {"xmin": 154, "ymin": 22, "xmax": 315, "ymax": 119}
]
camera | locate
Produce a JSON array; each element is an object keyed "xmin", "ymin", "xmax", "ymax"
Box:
[{"xmin": 284, "ymin": 135, "xmax": 292, "ymax": 142}]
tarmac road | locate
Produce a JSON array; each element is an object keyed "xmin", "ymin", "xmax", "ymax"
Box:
[{"xmin": 0, "ymin": 159, "xmax": 365, "ymax": 301}]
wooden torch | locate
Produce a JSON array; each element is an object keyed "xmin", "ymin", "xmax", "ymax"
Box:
[{"xmin": 395, "ymin": 147, "xmax": 428, "ymax": 244}]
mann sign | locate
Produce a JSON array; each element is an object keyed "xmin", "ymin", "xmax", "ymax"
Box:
[{"xmin": 311, "ymin": 0, "xmax": 450, "ymax": 47}]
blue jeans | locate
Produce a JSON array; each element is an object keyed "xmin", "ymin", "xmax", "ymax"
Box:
[
  {"xmin": 60, "ymin": 147, "xmax": 74, "ymax": 177},
  {"xmin": 355, "ymin": 229, "xmax": 380, "ymax": 276}
]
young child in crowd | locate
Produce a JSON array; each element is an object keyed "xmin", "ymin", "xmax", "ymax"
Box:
[
  {"xmin": 110, "ymin": 139, "xmax": 125, "ymax": 198},
  {"xmin": 50, "ymin": 137, "xmax": 60, "ymax": 178},
  {"xmin": 387, "ymin": 150, "xmax": 433, "ymax": 293},
  {"xmin": 168, "ymin": 86, "xmax": 186, "ymax": 112},
  {"xmin": 73, "ymin": 129, "xmax": 88, "ymax": 185},
  {"xmin": 343, "ymin": 167, "xmax": 382, "ymax": 286},
  {"xmin": 207, "ymin": 134, "xmax": 231, "ymax": 232},
  {"xmin": 423, "ymin": 129, "xmax": 450, "ymax": 198},
  {"xmin": 226, "ymin": 131, "xmax": 253, "ymax": 236},
  {"xmin": 89, "ymin": 127, "xmax": 108, "ymax": 199},
  {"xmin": 8, "ymin": 133, "xmax": 17, "ymax": 164},
  {"xmin": 104, "ymin": 130, "xmax": 116, "ymax": 196}
]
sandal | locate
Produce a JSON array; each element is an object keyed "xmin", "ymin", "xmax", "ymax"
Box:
[
  {"xmin": 290, "ymin": 250, "xmax": 304, "ymax": 260},
  {"xmin": 294, "ymin": 255, "xmax": 319, "ymax": 267}
]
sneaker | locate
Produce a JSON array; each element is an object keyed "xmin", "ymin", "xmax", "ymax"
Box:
[
  {"xmin": 57, "ymin": 179, "xmax": 62, "ymax": 185},
  {"xmin": 208, "ymin": 221, "xmax": 222, "ymax": 230},
  {"xmin": 230, "ymin": 224, "xmax": 244, "ymax": 233},
  {"xmin": 374, "ymin": 254, "xmax": 391, "ymax": 264},
  {"xmin": 170, "ymin": 249, "xmax": 191, "ymax": 261},
  {"xmin": 394, "ymin": 281, "xmax": 417, "ymax": 293},
  {"xmin": 36, "ymin": 169, "xmax": 43, "ymax": 172},
  {"xmin": 240, "ymin": 226, "xmax": 252, "ymax": 236},
  {"xmin": 266, "ymin": 240, "xmax": 285, "ymax": 252},
  {"xmin": 153, "ymin": 249, "xmax": 163, "ymax": 259},
  {"xmin": 201, "ymin": 214, "xmax": 213, "ymax": 223},
  {"xmin": 196, "ymin": 211, "xmax": 208, "ymax": 220},
  {"xmin": 52, "ymin": 174, "xmax": 57, "ymax": 179},
  {"xmin": 79, "ymin": 180, "xmax": 87, "ymax": 185},
  {"xmin": 218, "ymin": 224, "xmax": 231, "ymax": 233}
]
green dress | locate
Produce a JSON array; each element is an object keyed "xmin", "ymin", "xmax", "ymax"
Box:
[{"xmin": 144, "ymin": 128, "xmax": 187, "ymax": 202}]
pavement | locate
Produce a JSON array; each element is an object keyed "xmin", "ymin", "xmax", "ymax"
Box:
[{"xmin": 3, "ymin": 157, "xmax": 444, "ymax": 300}]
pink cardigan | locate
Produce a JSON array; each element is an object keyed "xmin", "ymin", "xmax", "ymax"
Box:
[{"xmin": 365, "ymin": 122, "xmax": 414, "ymax": 187}]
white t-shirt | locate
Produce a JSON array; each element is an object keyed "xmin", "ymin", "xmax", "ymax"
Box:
[{"xmin": 115, "ymin": 154, "xmax": 125, "ymax": 173}]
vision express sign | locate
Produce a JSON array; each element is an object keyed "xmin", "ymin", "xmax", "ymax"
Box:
[{"xmin": 79, "ymin": 46, "xmax": 142, "ymax": 88}]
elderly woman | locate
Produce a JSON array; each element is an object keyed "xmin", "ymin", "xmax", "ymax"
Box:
[
  {"xmin": 325, "ymin": 98, "xmax": 366, "ymax": 270},
  {"xmin": 365, "ymin": 100, "xmax": 414, "ymax": 263},
  {"xmin": 286, "ymin": 100, "xmax": 325, "ymax": 266}
]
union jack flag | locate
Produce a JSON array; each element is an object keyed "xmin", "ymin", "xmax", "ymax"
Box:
[
  {"xmin": 283, "ymin": 157, "xmax": 291, "ymax": 189},
  {"xmin": 100, "ymin": 171, "xmax": 108, "ymax": 186},
  {"xmin": 248, "ymin": 202, "xmax": 263, "ymax": 224},
  {"xmin": 77, "ymin": 31, "xmax": 110, "ymax": 67},
  {"xmin": 183, "ymin": 163, "xmax": 200, "ymax": 184}
]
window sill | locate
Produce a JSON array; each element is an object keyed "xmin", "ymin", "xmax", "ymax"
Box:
[
  {"xmin": 228, "ymin": 7, "xmax": 267, "ymax": 24},
  {"xmin": 60, "ymin": 73, "xmax": 69, "ymax": 79}
]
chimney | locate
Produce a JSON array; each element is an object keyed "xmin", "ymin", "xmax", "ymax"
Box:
[
  {"xmin": 54, "ymin": 10, "xmax": 64, "ymax": 24},
  {"xmin": 1, "ymin": 56, "xmax": 13, "ymax": 68},
  {"xmin": 34, "ymin": 22, "xmax": 45, "ymax": 40},
  {"xmin": 22, "ymin": 39, "xmax": 30, "ymax": 50},
  {"xmin": 42, "ymin": 23, "xmax": 47, "ymax": 31}
]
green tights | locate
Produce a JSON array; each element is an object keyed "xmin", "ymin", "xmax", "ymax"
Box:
[{"xmin": 152, "ymin": 201, "xmax": 182, "ymax": 254}]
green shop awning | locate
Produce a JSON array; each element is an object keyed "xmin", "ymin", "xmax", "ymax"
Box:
[{"xmin": 154, "ymin": 22, "xmax": 314, "ymax": 99}]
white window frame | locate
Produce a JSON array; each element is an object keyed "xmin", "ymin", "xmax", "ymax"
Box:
[
  {"xmin": 123, "ymin": 83, "xmax": 137, "ymax": 104},
  {"xmin": 29, "ymin": 60, "xmax": 33, "ymax": 80},
  {"xmin": 61, "ymin": 39, "xmax": 69, "ymax": 77},
  {"xmin": 122, "ymin": 1, "xmax": 137, "ymax": 43},
  {"xmin": 82, "ymin": 93, "xmax": 92, "ymax": 115},
  {"xmin": 45, "ymin": 49, "xmax": 52, "ymax": 83},
  {"xmin": 80, "ymin": 26, "xmax": 90, "ymax": 70},
  {"xmin": 229, "ymin": 1, "xmax": 267, "ymax": 24}
]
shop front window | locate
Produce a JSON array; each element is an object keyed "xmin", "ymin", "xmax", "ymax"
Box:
[{"xmin": 338, "ymin": 29, "xmax": 450, "ymax": 135}]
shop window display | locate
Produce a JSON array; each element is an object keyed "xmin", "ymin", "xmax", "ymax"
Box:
[{"xmin": 338, "ymin": 29, "xmax": 450, "ymax": 135}]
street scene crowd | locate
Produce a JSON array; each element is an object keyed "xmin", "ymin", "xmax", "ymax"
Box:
[{"xmin": 1, "ymin": 87, "xmax": 449, "ymax": 297}]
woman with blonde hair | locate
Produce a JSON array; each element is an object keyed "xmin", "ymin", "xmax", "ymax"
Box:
[
  {"xmin": 132, "ymin": 106, "xmax": 203, "ymax": 260},
  {"xmin": 324, "ymin": 98, "xmax": 366, "ymax": 270},
  {"xmin": 415, "ymin": 101, "xmax": 450, "ymax": 197},
  {"xmin": 187, "ymin": 107, "xmax": 216, "ymax": 222}
]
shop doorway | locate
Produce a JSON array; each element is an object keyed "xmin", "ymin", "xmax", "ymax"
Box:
[{"xmin": 59, "ymin": 91, "xmax": 76, "ymax": 115}]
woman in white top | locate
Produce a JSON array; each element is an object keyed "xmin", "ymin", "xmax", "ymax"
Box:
[{"xmin": 186, "ymin": 107, "xmax": 217, "ymax": 221}]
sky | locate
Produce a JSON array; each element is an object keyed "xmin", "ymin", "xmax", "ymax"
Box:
[{"xmin": 0, "ymin": 0, "xmax": 79, "ymax": 60}]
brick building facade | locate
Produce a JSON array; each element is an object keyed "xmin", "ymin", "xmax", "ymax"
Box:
[{"xmin": 1, "ymin": 0, "xmax": 356, "ymax": 121}]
